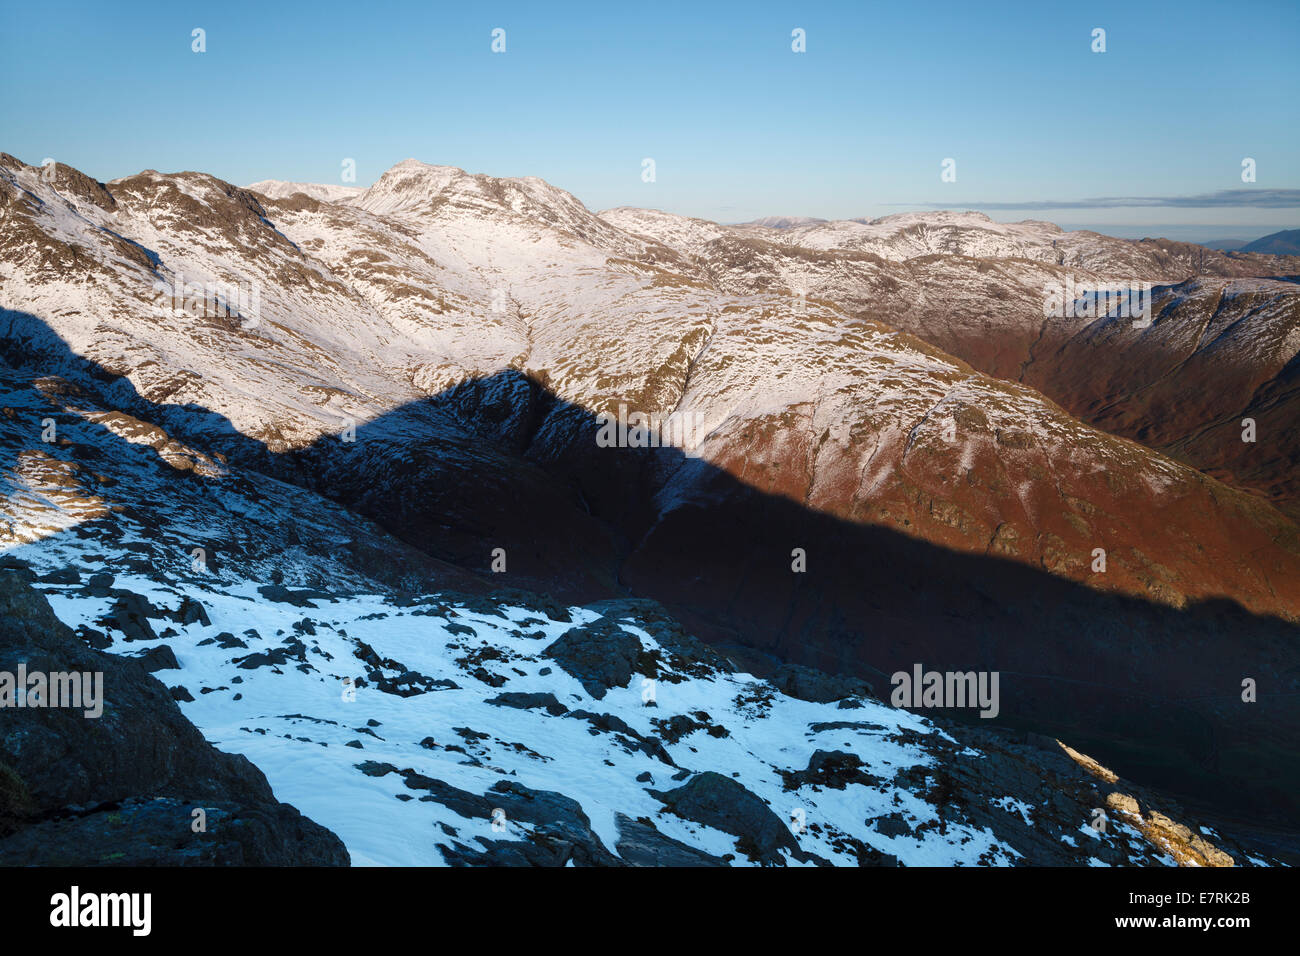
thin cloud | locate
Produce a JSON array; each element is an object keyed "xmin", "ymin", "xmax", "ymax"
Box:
[{"xmin": 899, "ymin": 189, "xmax": 1300, "ymax": 210}]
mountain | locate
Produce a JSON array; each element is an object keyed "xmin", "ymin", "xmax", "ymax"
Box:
[
  {"xmin": 2, "ymin": 153, "xmax": 1299, "ymax": 864},
  {"xmin": 1017, "ymin": 278, "xmax": 1300, "ymax": 515},
  {"xmin": 735, "ymin": 216, "xmax": 830, "ymax": 229},
  {"xmin": 602, "ymin": 206, "xmax": 1300, "ymax": 518},
  {"xmin": 7, "ymin": 154, "xmax": 1297, "ymax": 615},
  {"xmin": 1240, "ymin": 229, "xmax": 1300, "ymax": 256},
  {"xmin": 245, "ymin": 180, "xmax": 364, "ymax": 203}
]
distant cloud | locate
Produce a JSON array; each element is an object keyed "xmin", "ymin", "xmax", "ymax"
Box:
[{"xmin": 902, "ymin": 189, "xmax": 1300, "ymax": 210}]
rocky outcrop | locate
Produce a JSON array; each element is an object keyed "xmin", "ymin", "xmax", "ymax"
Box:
[
  {"xmin": 0, "ymin": 569, "xmax": 349, "ymax": 865},
  {"xmin": 542, "ymin": 620, "xmax": 646, "ymax": 699},
  {"xmin": 650, "ymin": 772, "xmax": 809, "ymax": 866}
]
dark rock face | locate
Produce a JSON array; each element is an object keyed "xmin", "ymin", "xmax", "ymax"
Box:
[
  {"xmin": 257, "ymin": 583, "xmax": 328, "ymax": 607},
  {"xmin": 613, "ymin": 813, "xmax": 727, "ymax": 867},
  {"xmin": 97, "ymin": 592, "xmax": 158, "ymax": 642},
  {"xmin": 780, "ymin": 750, "xmax": 880, "ymax": 791},
  {"xmin": 486, "ymin": 691, "xmax": 569, "ymax": 716},
  {"xmin": 0, "ymin": 570, "xmax": 349, "ymax": 865},
  {"xmin": 542, "ymin": 620, "xmax": 644, "ymax": 699},
  {"xmin": 473, "ymin": 780, "xmax": 622, "ymax": 867},
  {"xmin": 0, "ymin": 797, "xmax": 337, "ymax": 866},
  {"xmin": 650, "ymin": 772, "xmax": 804, "ymax": 866},
  {"xmin": 355, "ymin": 760, "xmax": 728, "ymax": 866},
  {"xmin": 172, "ymin": 596, "xmax": 210, "ymax": 627},
  {"xmin": 359, "ymin": 760, "xmax": 623, "ymax": 867},
  {"xmin": 37, "ymin": 567, "xmax": 80, "ymax": 585},
  {"xmin": 586, "ymin": 599, "xmax": 735, "ymax": 679},
  {"xmin": 769, "ymin": 663, "xmax": 875, "ymax": 704},
  {"xmin": 131, "ymin": 644, "xmax": 180, "ymax": 673}
]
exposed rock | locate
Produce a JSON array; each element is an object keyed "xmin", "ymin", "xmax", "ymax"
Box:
[
  {"xmin": 542, "ymin": 620, "xmax": 643, "ymax": 700},
  {"xmin": 0, "ymin": 570, "xmax": 349, "ymax": 865},
  {"xmin": 650, "ymin": 771, "xmax": 802, "ymax": 865},
  {"xmin": 780, "ymin": 750, "xmax": 880, "ymax": 791},
  {"xmin": 614, "ymin": 812, "xmax": 728, "ymax": 866},
  {"xmin": 37, "ymin": 567, "xmax": 80, "ymax": 585},
  {"xmin": 132, "ymin": 643, "xmax": 180, "ymax": 673},
  {"xmin": 257, "ymin": 583, "xmax": 328, "ymax": 607},
  {"xmin": 770, "ymin": 663, "xmax": 875, "ymax": 704},
  {"xmin": 172, "ymin": 596, "xmax": 210, "ymax": 627},
  {"xmin": 97, "ymin": 592, "xmax": 158, "ymax": 642},
  {"xmin": 486, "ymin": 692, "xmax": 568, "ymax": 716}
]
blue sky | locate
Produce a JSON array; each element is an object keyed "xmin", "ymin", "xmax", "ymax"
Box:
[{"xmin": 2, "ymin": 0, "xmax": 1296, "ymax": 239}]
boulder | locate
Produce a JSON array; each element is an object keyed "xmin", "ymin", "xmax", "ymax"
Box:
[{"xmin": 542, "ymin": 620, "xmax": 643, "ymax": 699}]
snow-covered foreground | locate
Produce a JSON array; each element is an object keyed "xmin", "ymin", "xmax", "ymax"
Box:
[
  {"xmin": 31, "ymin": 570, "xmax": 1007, "ymax": 866},
  {"xmin": 5, "ymin": 515, "xmax": 1251, "ymax": 868}
]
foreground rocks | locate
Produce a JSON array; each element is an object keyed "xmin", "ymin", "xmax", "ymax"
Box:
[{"xmin": 0, "ymin": 570, "xmax": 349, "ymax": 865}]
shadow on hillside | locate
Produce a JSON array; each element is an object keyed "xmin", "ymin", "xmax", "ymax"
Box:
[{"xmin": 2, "ymin": 308, "xmax": 1298, "ymax": 829}]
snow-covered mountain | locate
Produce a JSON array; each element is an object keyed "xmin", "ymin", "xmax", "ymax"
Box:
[
  {"xmin": 2, "ymin": 153, "xmax": 1298, "ymax": 865},
  {"xmin": 734, "ymin": 215, "xmax": 829, "ymax": 230},
  {"xmin": 5, "ymin": 154, "xmax": 1294, "ymax": 614},
  {"xmin": 245, "ymin": 181, "xmax": 364, "ymax": 203},
  {"xmin": 603, "ymin": 206, "xmax": 1300, "ymax": 518}
]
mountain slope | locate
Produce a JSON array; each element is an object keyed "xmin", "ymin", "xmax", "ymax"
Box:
[{"xmin": 601, "ymin": 206, "xmax": 1300, "ymax": 517}]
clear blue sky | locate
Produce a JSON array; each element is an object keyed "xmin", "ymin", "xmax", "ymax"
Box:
[{"xmin": 2, "ymin": 0, "xmax": 1296, "ymax": 238}]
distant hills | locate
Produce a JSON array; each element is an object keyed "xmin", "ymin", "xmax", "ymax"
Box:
[
  {"xmin": 1125, "ymin": 229, "xmax": 1299, "ymax": 255},
  {"xmin": 738, "ymin": 220, "xmax": 1300, "ymax": 255},
  {"xmin": 1239, "ymin": 228, "xmax": 1300, "ymax": 255}
]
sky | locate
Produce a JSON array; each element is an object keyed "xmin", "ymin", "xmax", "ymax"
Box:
[{"xmin": 1, "ymin": 0, "xmax": 1297, "ymax": 241}]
